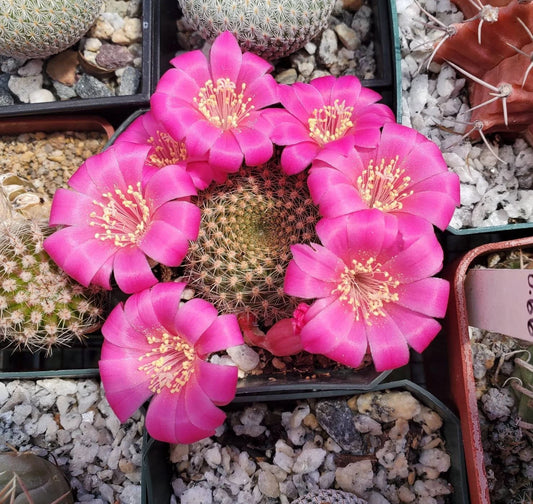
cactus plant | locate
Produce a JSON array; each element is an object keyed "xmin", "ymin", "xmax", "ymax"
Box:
[
  {"xmin": 0, "ymin": 219, "xmax": 104, "ymax": 353},
  {"xmin": 510, "ymin": 346, "xmax": 533, "ymax": 428},
  {"xmin": 177, "ymin": 0, "xmax": 336, "ymax": 60},
  {"xmin": 291, "ymin": 489, "xmax": 367, "ymax": 503},
  {"xmin": 0, "ymin": 450, "xmax": 73, "ymax": 504},
  {"xmin": 183, "ymin": 160, "xmax": 319, "ymax": 327},
  {"xmin": 0, "ymin": 0, "xmax": 103, "ymax": 60},
  {"xmin": 427, "ymin": 0, "xmax": 533, "ymax": 140}
]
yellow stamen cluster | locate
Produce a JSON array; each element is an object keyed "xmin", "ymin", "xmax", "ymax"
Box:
[
  {"xmin": 90, "ymin": 183, "xmax": 151, "ymax": 247},
  {"xmin": 138, "ymin": 331, "xmax": 196, "ymax": 394},
  {"xmin": 308, "ymin": 99, "xmax": 354, "ymax": 145},
  {"xmin": 357, "ymin": 156, "xmax": 413, "ymax": 212},
  {"xmin": 332, "ymin": 257, "xmax": 399, "ymax": 324},
  {"xmin": 194, "ymin": 78, "xmax": 254, "ymax": 129},
  {"xmin": 147, "ymin": 131, "xmax": 188, "ymax": 168}
]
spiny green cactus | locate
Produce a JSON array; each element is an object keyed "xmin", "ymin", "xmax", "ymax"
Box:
[
  {"xmin": 183, "ymin": 161, "xmax": 319, "ymax": 326},
  {"xmin": 0, "ymin": 0, "xmax": 103, "ymax": 59},
  {"xmin": 0, "ymin": 450, "xmax": 73, "ymax": 504},
  {"xmin": 511, "ymin": 346, "xmax": 533, "ymax": 428},
  {"xmin": 0, "ymin": 220, "xmax": 104, "ymax": 354},
  {"xmin": 178, "ymin": 0, "xmax": 336, "ymax": 60}
]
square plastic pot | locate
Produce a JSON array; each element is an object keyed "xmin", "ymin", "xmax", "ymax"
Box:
[
  {"xmin": 141, "ymin": 379, "xmax": 469, "ymax": 504},
  {"xmin": 0, "ymin": 114, "xmax": 115, "ymax": 380},
  {"xmin": 443, "ymin": 234, "xmax": 533, "ymax": 504}
]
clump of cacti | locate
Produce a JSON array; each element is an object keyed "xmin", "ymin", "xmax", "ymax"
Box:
[
  {"xmin": 183, "ymin": 161, "xmax": 319, "ymax": 326},
  {"xmin": 177, "ymin": 0, "xmax": 336, "ymax": 60},
  {"xmin": 0, "ymin": 219, "xmax": 104, "ymax": 354},
  {"xmin": 0, "ymin": 449, "xmax": 74, "ymax": 504},
  {"xmin": 0, "ymin": 0, "xmax": 103, "ymax": 59},
  {"xmin": 426, "ymin": 0, "xmax": 533, "ymax": 140}
]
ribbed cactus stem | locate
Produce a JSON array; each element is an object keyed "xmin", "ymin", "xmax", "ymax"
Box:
[
  {"xmin": 0, "ymin": 0, "xmax": 103, "ymax": 59},
  {"xmin": 178, "ymin": 0, "xmax": 336, "ymax": 60},
  {"xmin": 0, "ymin": 220, "xmax": 104, "ymax": 353},
  {"xmin": 184, "ymin": 161, "xmax": 319, "ymax": 326}
]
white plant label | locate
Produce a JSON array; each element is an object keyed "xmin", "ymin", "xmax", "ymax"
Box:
[{"xmin": 465, "ymin": 268, "xmax": 533, "ymax": 343}]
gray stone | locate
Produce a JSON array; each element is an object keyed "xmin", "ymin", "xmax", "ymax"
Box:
[
  {"xmin": 117, "ymin": 66, "xmax": 141, "ymax": 95},
  {"xmin": 318, "ymin": 29, "xmax": 338, "ymax": 65},
  {"xmin": 334, "ymin": 22, "xmax": 360, "ymax": 50},
  {"xmin": 316, "ymin": 400, "xmax": 363, "ymax": 453},
  {"xmin": 96, "ymin": 43, "xmax": 134, "ymax": 69},
  {"xmin": 18, "ymin": 59, "xmax": 43, "ymax": 76},
  {"xmin": 75, "ymin": 74, "xmax": 114, "ymax": 98},
  {"xmin": 29, "ymin": 89, "xmax": 56, "ymax": 103},
  {"xmin": 0, "ymin": 93, "xmax": 13, "ymax": 106},
  {"xmin": 1, "ymin": 57, "xmax": 25, "ymax": 74},
  {"xmin": 53, "ymin": 81, "xmax": 78, "ymax": 100}
]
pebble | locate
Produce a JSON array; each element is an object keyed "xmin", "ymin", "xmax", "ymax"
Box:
[
  {"xmin": 95, "ymin": 43, "xmax": 134, "ymax": 69},
  {"xmin": 318, "ymin": 29, "xmax": 339, "ymax": 65},
  {"xmin": 7, "ymin": 74, "xmax": 43, "ymax": 103},
  {"xmin": 46, "ymin": 50, "xmax": 80, "ymax": 86},
  {"xmin": 117, "ymin": 66, "xmax": 141, "ymax": 95},
  {"xmin": 334, "ymin": 23, "xmax": 360, "ymax": 50},
  {"xmin": 227, "ymin": 344, "xmax": 260, "ymax": 371},
  {"xmin": 18, "ymin": 59, "xmax": 44, "ymax": 77},
  {"xmin": 29, "ymin": 89, "xmax": 56, "ymax": 103},
  {"xmin": 75, "ymin": 74, "xmax": 114, "ymax": 98},
  {"xmin": 316, "ymin": 399, "xmax": 364, "ymax": 452}
]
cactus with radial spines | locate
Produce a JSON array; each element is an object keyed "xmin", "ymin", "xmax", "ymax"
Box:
[
  {"xmin": 0, "ymin": 0, "xmax": 103, "ymax": 59},
  {"xmin": 0, "ymin": 219, "xmax": 105, "ymax": 354},
  {"xmin": 183, "ymin": 161, "xmax": 319, "ymax": 327},
  {"xmin": 178, "ymin": 0, "xmax": 336, "ymax": 60}
]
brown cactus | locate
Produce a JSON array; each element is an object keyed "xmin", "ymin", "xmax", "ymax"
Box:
[{"xmin": 429, "ymin": 0, "xmax": 533, "ymax": 139}]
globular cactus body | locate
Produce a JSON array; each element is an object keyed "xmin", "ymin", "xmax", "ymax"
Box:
[
  {"xmin": 511, "ymin": 346, "xmax": 533, "ymax": 428},
  {"xmin": 0, "ymin": 451, "xmax": 74, "ymax": 504},
  {"xmin": 183, "ymin": 161, "xmax": 319, "ymax": 326},
  {"xmin": 0, "ymin": 220, "xmax": 104, "ymax": 353},
  {"xmin": 0, "ymin": 0, "xmax": 103, "ymax": 59},
  {"xmin": 431, "ymin": 0, "xmax": 533, "ymax": 139},
  {"xmin": 178, "ymin": 0, "xmax": 336, "ymax": 60}
]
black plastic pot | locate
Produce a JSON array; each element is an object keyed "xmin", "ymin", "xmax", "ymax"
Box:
[
  {"xmin": 141, "ymin": 379, "xmax": 469, "ymax": 504},
  {"xmin": 0, "ymin": 0, "xmax": 179, "ymax": 127}
]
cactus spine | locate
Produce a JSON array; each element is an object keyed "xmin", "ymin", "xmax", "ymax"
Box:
[
  {"xmin": 178, "ymin": 0, "xmax": 336, "ymax": 60},
  {"xmin": 183, "ymin": 161, "xmax": 319, "ymax": 326},
  {"xmin": 0, "ymin": 220, "xmax": 104, "ymax": 353},
  {"xmin": 0, "ymin": 0, "xmax": 103, "ymax": 59}
]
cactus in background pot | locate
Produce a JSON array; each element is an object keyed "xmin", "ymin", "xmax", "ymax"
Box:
[
  {"xmin": 0, "ymin": 0, "xmax": 103, "ymax": 59},
  {"xmin": 177, "ymin": 0, "xmax": 336, "ymax": 60},
  {"xmin": 0, "ymin": 219, "xmax": 105, "ymax": 354}
]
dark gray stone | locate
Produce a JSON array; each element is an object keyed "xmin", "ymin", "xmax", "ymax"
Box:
[
  {"xmin": 52, "ymin": 81, "xmax": 77, "ymax": 100},
  {"xmin": 117, "ymin": 66, "xmax": 141, "ymax": 96},
  {"xmin": 74, "ymin": 74, "xmax": 114, "ymax": 98},
  {"xmin": 0, "ymin": 93, "xmax": 14, "ymax": 106},
  {"xmin": 315, "ymin": 400, "xmax": 363, "ymax": 453}
]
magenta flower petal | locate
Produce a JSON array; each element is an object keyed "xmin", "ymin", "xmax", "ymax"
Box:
[
  {"xmin": 174, "ymin": 298, "xmax": 219, "ymax": 345},
  {"xmin": 284, "ymin": 256, "xmax": 337, "ymax": 299},
  {"xmin": 385, "ymin": 304, "xmax": 442, "ymax": 354},
  {"xmin": 184, "ymin": 120, "xmax": 222, "ymax": 158},
  {"xmin": 396, "ymin": 277, "xmax": 450, "ymax": 318},
  {"xmin": 323, "ymin": 326, "xmax": 368, "ymax": 368},
  {"xmin": 234, "ymin": 128, "xmax": 273, "ymax": 166},
  {"xmin": 48, "ymin": 188, "xmax": 93, "ymax": 226},
  {"xmin": 210, "ymin": 31, "xmax": 242, "ymax": 83},
  {"xmin": 90, "ymin": 255, "xmax": 114, "ymax": 290},
  {"xmin": 209, "ymin": 131, "xmax": 244, "ymax": 172},
  {"xmin": 169, "ymin": 50, "xmax": 210, "ymax": 87},
  {"xmin": 113, "ymin": 246, "xmax": 158, "ymax": 294},
  {"xmin": 140, "ymin": 221, "xmax": 190, "ymax": 267},
  {"xmin": 150, "ymin": 200, "xmax": 201, "ymax": 241},
  {"xmin": 310, "ymin": 75, "xmax": 337, "ymax": 102},
  {"xmin": 290, "ymin": 243, "xmax": 342, "ymax": 281},
  {"xmin": 269, "ymin": 117, "xmax": 309, "ymax": 145},
  {"xmin": 123, "ymin": 288, "xmax": 162, "ymax": 333},
  {"xmin": 101, "ymin": 304, "xmax": 152, "ymax": 351},
  {"xmin": 284, "ymin": 82, "xmax": 324, "ymax": 120},
  {"xmin": 146, "ymin": 282, "xmax": 187, "ymax": 333},
  {"xmin": 196, "ymin": 313, "xmax": 245, "ymax": 355},
  {"xmin": 184, "ymin": 373, "xmax": 227, "ymax": 430},
  {"xmin": 99, "ymin": 357, "xmax": 153, "ymax": 422},
  {"xmin": 366, "ymin": 317, "xmax": 410, "ymax": 371},
  {"xmin": 144, "ymin": 165, "xmax": 197, "ymax": 209},
  {"xmin": 399, "ymin": 191, "xmax": 458, "ymax": 231},
  {"xmin": 280, "ymin": 142, "xmax": 321, "ymax": 174},
  {"xmin": 238, "ymin": 51, "xmax": 274, "ymax": 83},
  {"xmin": 196, "ymin": 360, "xmax": 239, "ymax": 404}
]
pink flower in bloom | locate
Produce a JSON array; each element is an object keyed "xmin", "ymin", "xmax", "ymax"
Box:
[
  {"xmin": 307, "ymin": 122, "xmax": 460, "ymax": 230},
  {"xmin": 264, "ymin": 75, "xmax": 395, "ymax": 174},
  {"xmin": 284, "ymin": 210, "xmax": 449, "ymax": 371},
  {"xmin": 114, "ymin": 110, "xmax": 218, "ymax": 190},
  {"xmin": 99, "ymin": 282, "xmax": 244, "ymax": 444},
  {"xmin": 150, "ymin": 31, "xmax": 279, "ymax": 175},
  {"xmin": 43, "ymin": 143, "xmax": 201, "ymax": 294}
]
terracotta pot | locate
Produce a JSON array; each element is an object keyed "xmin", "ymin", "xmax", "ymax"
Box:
[{"xmin": 444, "ymin": 234, "xmax": 533, "ymax": 504}]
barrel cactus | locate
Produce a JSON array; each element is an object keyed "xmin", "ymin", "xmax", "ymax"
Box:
[
  {"xmin": 0, "ymin": 0, "xmax": 103, "ymax": 59},
  {"xmin": 178, "ymin": 0, "xmax": 336, "ymax": 60},
  {"xmin": 0, "ymin": 450, "xmax": 73, "ymax": 504},
  {"xmin": 0, "ymin": 219, "xmax": 104, "ymax": 354}
]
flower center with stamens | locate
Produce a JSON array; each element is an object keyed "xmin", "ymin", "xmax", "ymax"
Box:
[
  {"xmin": 332, "ymin": 257, "xmax": 399, "ymax": 323},
  {"xmin": 147, "ymin": 131, "xmax": 187, "ymax": 168},
  {"xmin": 357, "ymin": 156, "xmax": 413, "ymax": 212},
  {"xmin": 138, "ymin": 331, "xmax": 196, "ymax": 394},
  {"xmin": 308, "ymin": 99, "xmax": 354, "ymax": 145},
  {"xmin": 194, "ymin": 78, "xmax": 254, "ymax": 130},
  {"xmin": 90, "ymin": 182, "xmax": 151, "ymax": 247}
]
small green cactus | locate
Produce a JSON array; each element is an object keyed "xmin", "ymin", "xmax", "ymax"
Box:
[
  {"xmin": 0, "ymin": 0, "xmax": 103, "ymax": 59},
  {"xmin": 183, "ymin": 161, "xmax": 319, "ymax": 326},
  {"xmin": 0, "ymin": 450, "xmax": 73, "ymax": 504},
  {"xmin": 0, "ymin": 219, "xmax": 104, "ymax": 354},
  {"xmin": 178, "ymin": 0, "xmax": 336, "ymax": 60},
  {"xmin": 511, "ymin": 346, "xmax": 533, "ymax": 428}
]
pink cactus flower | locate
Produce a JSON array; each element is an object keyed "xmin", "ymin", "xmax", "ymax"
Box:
[
  {"xmin": 264, "ymin": 75, "xmax": 395, "ymax": 174},
  {"xmin": 150, "ymin": 31, "xmax": 279, "ymax": 175},
  {"xmin": 99, "ymin": 282, "xmax": 244, "ymax": 444},
  {"xmin": 307, "ymin": 122, "xmax": 460, "ymax": 230},
  {"xmin": 114, "ymin": 110, "xmax": 219, "ymax": 190},
  {"xmin": 284, "ymin": 210, "xmax": 449, "ymax": 371},
  {"xmin": 43, "ymin": 143, "xmax": 201, "ymax": 294}
]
